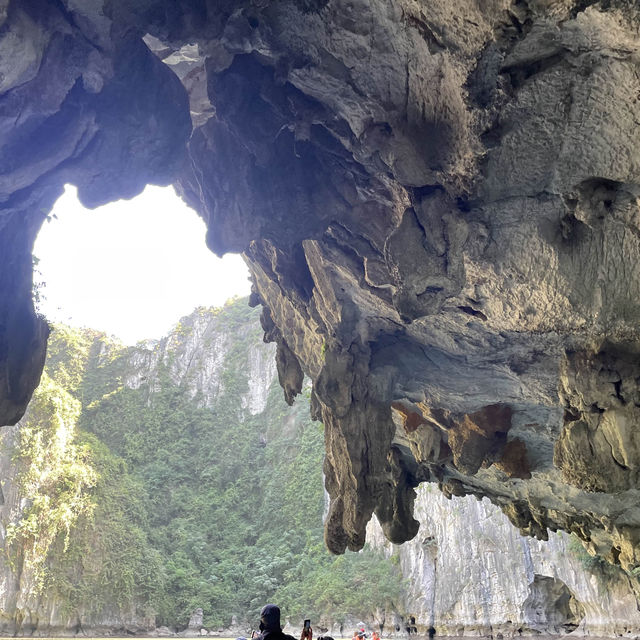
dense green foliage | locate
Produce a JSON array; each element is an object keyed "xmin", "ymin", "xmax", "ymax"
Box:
[
  {"xmin": 6, "ymin": 373, "xmax": 97, "ymax": 594},
  {"xmin": 9, "ymin": 299, "xmax": 404, "ymax": 629},
  {"xmin": 49, "ymin": 432, "xmax": 165, "ymax": 619}
]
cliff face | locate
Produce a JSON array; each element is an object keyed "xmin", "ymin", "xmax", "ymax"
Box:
[
  {"xmin": 2, "ymin": 0, "xmax": 640, "ymax": 569},
  {"xmin": 0, "ymin": 306, "xmax": 277, "ymax": 635},
  {"xmin": 122, "ymin": 306, "xmax": 276, "ymax": 413},
  {"xmin": 368, "ymin": 486, "xmax": 640, "ymax": 637}
]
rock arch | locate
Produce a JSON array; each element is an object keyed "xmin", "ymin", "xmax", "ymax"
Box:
[
  {"xmin": 1, "ymin": 0, "xmax": 640, "ymax": 558},
  {"xmin": 523, "ymin": 575, "xmax": 585, "ymax": 634}
]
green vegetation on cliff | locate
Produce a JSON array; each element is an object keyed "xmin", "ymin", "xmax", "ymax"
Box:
[
  {"xmin": 6, "ymin": 373, "xmax": 97, "ymax": 594},
  {"xmin": 7, "ymin": 299, "xmax": 404, "ymax": 629}
]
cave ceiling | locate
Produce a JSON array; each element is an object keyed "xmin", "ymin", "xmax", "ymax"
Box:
[{"xmin": 2, "ymin": 0, "xmax": 640, "ymax": 566}]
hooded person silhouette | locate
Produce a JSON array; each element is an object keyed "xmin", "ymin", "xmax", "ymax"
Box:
[{"xmin": 255, "ymin": 605, "xmax": 297, "ymax": 640}]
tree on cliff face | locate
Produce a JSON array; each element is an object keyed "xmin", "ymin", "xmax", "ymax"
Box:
[
  {"xmin": 5, "ymin": 372, "xmax": 97, "ymax": 597},
  {"xmin": 1, "ymin": 366, "xmax": 164, "ymax": 632}
]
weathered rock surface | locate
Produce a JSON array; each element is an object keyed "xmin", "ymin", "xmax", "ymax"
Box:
[
  {"xmin": 368, "ymin": 484, "xmax": 640, "ymax": 637},
  {"xmin": 123, "ymin": 306, "xmax": 276, "ymax": 414},
  {"xmin": 2, "ymin": 0, "xmax": 640, "ymax": 567},
  {"xmin": 0, "ymin": 0, "xmax": 190, "ymax": 428}
]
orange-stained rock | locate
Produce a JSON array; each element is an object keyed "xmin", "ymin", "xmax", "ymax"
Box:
[
  {"xmin": 495, "ymin": 438, "xmax": 532, "ymax": 480},
  {"xmin": 447, "ymin": 404, "xmax": 513, "ymax": 475},
  {"xmin": 391, "ymin": 401, "xmax": 429, "ymax": 433}
]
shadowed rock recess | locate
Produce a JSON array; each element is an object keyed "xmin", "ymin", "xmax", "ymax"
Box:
[{"xmin": 2, "ymin": 0, "xmax": 640, "ymax": 562}]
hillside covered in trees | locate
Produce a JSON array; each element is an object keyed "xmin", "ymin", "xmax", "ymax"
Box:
[{"xmin": 0, "ymin": 300, "xmax": 404, "ymax": 635}]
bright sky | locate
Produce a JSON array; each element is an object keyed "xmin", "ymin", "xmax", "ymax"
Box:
[{"xmin": 33, "ymin": 185, "xmax": 252, "ymax": 345}]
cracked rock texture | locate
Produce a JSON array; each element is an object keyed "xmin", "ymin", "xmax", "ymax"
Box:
[{"xmin": 1, "ymin": 0, "xmax": 640, "ymax": 564}]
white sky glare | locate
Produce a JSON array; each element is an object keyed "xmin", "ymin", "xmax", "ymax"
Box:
[{"xmin": 34, "ymin": 185, "xmax": 252, "ymax": 345}]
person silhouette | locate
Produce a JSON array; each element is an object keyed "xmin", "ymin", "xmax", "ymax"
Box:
[{"xmin": 254, "ymin": 605, "xmax": 296, "ymax": 640}]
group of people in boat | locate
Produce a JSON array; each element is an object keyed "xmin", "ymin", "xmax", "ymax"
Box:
[
  {"xmin": 246, "ymin": 604, "xmax": 388, "ymax": 640},
  {"xmin": 246, "ymin": 605, "xmax": 330, "ymax": 640},
  {"xmin": 352, "ymin": 628, "xmax": 380, "ymax": 640},
  {"xmin": 247, "ymin": 604, "xmax": 439, "ymax": 640}
]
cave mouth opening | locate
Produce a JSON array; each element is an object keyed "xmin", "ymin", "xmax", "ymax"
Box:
[
  {"xmin": 33, "ymin": 184, "xmax": 252, "ymax": 344},
  {"xmin": 523, "ymin": 574, "xmax": 585, "ymax": 634}
]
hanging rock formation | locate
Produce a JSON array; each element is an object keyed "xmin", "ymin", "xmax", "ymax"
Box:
[{"xmin": 1, "ymin": 0, "xmax": 640, "ymax": 564}]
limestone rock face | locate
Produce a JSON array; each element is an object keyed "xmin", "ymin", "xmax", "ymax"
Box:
[
  {"xmin": 367, "ymin": 485, "xmax": 640, "ymax": 637},
  {"xmin": 171, "ymin": 0, "xmax": 640, "ymax": 563},
  {"xmin": 123, "ymin": 306, "xmax": 274, "ymax": 413},
  {"xmin": 188, "ymin": 608, "xmax": 204, "ymax": 631},
  {"xmin": 2, "ymin": 0, "xmax": 640, "ymax": 564}
]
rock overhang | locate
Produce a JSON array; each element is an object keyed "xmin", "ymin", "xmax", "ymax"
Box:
[{"xmin": 1, "ymin": 0, "xmax": 640, "ymax": 567}]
